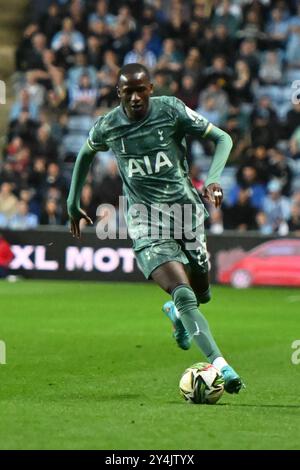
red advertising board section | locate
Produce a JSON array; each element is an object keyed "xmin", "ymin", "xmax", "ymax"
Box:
[{"xmin": 1, "ymin": 229, "xmax": 300, "ymax": 287}]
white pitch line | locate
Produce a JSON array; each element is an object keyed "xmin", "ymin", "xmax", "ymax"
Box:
[{"xmin": 286, "ymin": 296, "xmax": 300, "ymax": 303}]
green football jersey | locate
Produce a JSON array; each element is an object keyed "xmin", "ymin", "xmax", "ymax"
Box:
[{"xmin": 87, "ymin": 96, "xmax": 211, "ymax": 247}]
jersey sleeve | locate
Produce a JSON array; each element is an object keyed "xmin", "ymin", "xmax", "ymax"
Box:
[
  {"xmin": 172, "ymin": 97, "xmax": 212, "ymax": 138},
  {"xmin": 87, "ymin": 116, "xmax": 109, "ymax": 152}
]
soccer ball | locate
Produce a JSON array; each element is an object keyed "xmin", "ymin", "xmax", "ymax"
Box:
[{"xmin": 179, "ymin": 362, "xmax": 225, "ymax": 404}]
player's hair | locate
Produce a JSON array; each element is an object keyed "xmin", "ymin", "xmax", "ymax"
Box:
[{"xmin": 117, "ymin": 63, "xmax": 151, "ymax": 84}]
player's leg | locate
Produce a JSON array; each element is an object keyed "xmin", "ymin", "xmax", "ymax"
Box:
[
  {"xmin": 182, "ymin": 238, "xmax": 243, "ymax": 393},
  {"xmin": 135, "ymin": 241, "xmax": 243, "ymax": 393},
  {"xmin": 134, "ymin": 241, "xmax": 192, "ymax": 350},
  {"xmin": 161, "ymin": 265, "xmax": 211, "ymax": 349},
  {"xmin": 186, "ymin": 268, "xmax": 211, "ymax": 306},
  {"xmin": 152, "ymin": 261, "xmax": 191, "ymax": 350},
  {"xmin": 151, "ymin": 261, "xmax": 225, "ymax": 368},
  {"xmin": 180, "ymin": 231, "xmax": 212, "ymax": 306}
]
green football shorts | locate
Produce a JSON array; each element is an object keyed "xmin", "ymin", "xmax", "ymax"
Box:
[{"xmin": 134, "ymin": 235, "xmax": 209, "ymax": 280}]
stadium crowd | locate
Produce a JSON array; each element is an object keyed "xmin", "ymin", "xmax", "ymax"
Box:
[{"xmin": 1, "ymin": 0, "xmax": 300, "ymax": 235}]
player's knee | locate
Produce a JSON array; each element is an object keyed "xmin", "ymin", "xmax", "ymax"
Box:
[
  {"xmin": 197, "ymin": 288, "xmax": 211, "ymax": 305},
  {"xmin": 166, "ymin": 281, "xmax": 184, "ymax": 295},
  {"xmin": 171, "ymin": 284, "xmax": 198, "ymax": 316}
]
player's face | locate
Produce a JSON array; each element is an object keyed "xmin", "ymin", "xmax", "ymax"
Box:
[{"xmin": 117, "ymin": 72, "xmax": 153, "ymax": 120}]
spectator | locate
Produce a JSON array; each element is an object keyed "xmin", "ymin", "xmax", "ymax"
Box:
[
  {"xmin": 210, "ymin": 25, "xmax": 237, "ymax": 64},
  {"xmin": 0, "ymin": 183, "xmax": 18, "ymax": 218},
  {"xmin": 230, "ymin": 166, "xmax": 266, "ymax": 210},
  {"xmin": 286, "ymin": 3, "xmax": 300, "ymax": 79},
  {"xmin": 33, "ymin": 124, "xmax": 58, "ymax": 161},
  {"xmin": 224, "ymin": 188, "xmax": 257, "ymax": 231},
  {"xmin": 268, "ymin": 148, "xmax": 293, "ymax": 195},
  {"xmin": 288, "ymin": 202, "xmax": 300, "ymax": 235},
  {"xmin": 237, "ymin": 8, "xmax": 265, "ymax": 41},
  {"xmin": 54, "ymin": 33, "xmax": 77, "ymax": 70},
  {"xmin": 45, "ymin": 163, "xmax": 68, "ymax": 197},
  {"xmin": 40, "ymin": 199, "xmax": 64, "ymax": 225},
  {"xmin": 156, "ymin": 38, "xmax": 183, "ymax": 74},
  {"xmin": 141, "ymin": 25, "xmax": 162, "ymax": 57},
  {"xmin": 97, "ymin": 50, "xmax": 120, "ymax": 96},
  {"xmin": 177, "ymin": 75, "xmax": 198, "ymax": 110},
  {"xmin": 239, "ymin": 145, "xmax": 271, "ymax": 186},
  {"xmin": 97, "ymin": 56, "xmax": 120, "ymax": 108},
  {"xmin": 111, "ymin": 22, "xmax": 133, "ymax": 62},
  {"xmin": 212, "ymin": 0, "xmax": 241, "ymax": 37},
  {"xmin": 237, "ymin": 39, "xmax": 260, "ymax": 78},
  {"xmin": 181, "ymin": 48, "xmax": 203, "ymax": 85},
  {"xmin": 88, "ymin": 0, "xmax": 117, "ymax": 31},
  {"xmin": 15, "ymin": 23, "xmax": 39, "ymax": 71},
  {"xmin": 69, "ymin": 0, "xmax": 87, "ymax": 34},
  {"xmin": 28, "ymin": 157, "xmax": 47, "ymax": 199},
  {"xmin": 10, "ymin": 89, "xmax": 39, "ymax": 122},
  {"xmin": 68, "ymin": 52, "xmax": 98, "ymax": 88},
  {"xmin": 19, "ymin": 188, "xmax": 40, "ymax": 219},
  {"xmin": 116, "ymin": 4, "xmax": 136, "ymax": 34},
  {"xmin": 80, "ymin": 183, "xmax": 98, "ymax": 221},
  {"xmin": 259, "ymin": 51, "xmax": 283, "ymax": 85},
  {"xmin": 263, "ymin": 180, "xmax": 291, "ymax": 234},
  {"xmin": 8, "ymin": 110, "xmax": 39, "ymax": 143},
  {"xmin": 250, "ymin": 96, "xmax": 279, "ymax": 147},
  {"xmin": 232, "ymin": 60, "xmax": 253, "ymax": 103},
  {"xmin": 23, "ymin": 32, "xmax": 47, "ymax": 71},
  {"xmin": 51, "ymin": 17, "xmax": 85, "ymax": 52},
  {"xmin": 39, "ymin": 2, "xmax": 62, "ymax": 41},
  {"xmin": 204, "ymin": 55, "xmax": 233, "ymax": 93},
  {"xmin": 153, "ymin": 71, "xmax": 175, "ymax": 97},
  {"xmin": 184, "ymin": 21, "xmax": 202, "ymax": 52},
  {"xmin": 266, "ymin": 7, "xmax": 289, "ymax": 49},
  {"xmin": 69, "ymin": 73, "xmax": 98, "ymax": 115},
  {"xmin": 86, "ymin": 35, "xmax": 103, "ymax": 69},
  {"xmin": 196, "ymin": 96, "xmax": 223, "ymax": 127},
  {"xmin": 199, "ymin": 80, "xmax": 229, "ymax": 117},
  {"xmin": 256, "ymin": 210, "xmax": 273, "ymax": 235},
  {"xmin": 164, "ymin": 7, "xmax": 189, "ymax": 40},
  {"xmin": 123, "ymin": 39, "xmax": 157, "ymax": 71},
  {"xmin": 24, "ymin": 71, "xmax": 46, "ymax": 107},
  {"xmin": 8, "ymin": 200, "xmax": 38, "ymax": 230}
]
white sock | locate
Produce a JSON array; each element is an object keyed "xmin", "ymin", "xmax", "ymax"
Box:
[{"xmin": 213, "ymin": 357, "xmax": 228, "ymax": 371}]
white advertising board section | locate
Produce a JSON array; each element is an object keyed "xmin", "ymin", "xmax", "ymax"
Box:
[{"xmin": 2, "ymin": 229, "xmax": 143, "ymax": 281}]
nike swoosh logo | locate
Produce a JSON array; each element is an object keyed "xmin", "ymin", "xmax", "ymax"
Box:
[{"xmin": 192, "ymin": 322, "xmax": 201, "ymax": 338}]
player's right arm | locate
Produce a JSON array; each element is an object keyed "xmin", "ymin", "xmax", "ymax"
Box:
[
  {"xmin": 67, "ymin": 116, "xmax": 109, "ymax": 238},
  {"xmin": 67, "ymin": 141, "xmax": 96, "ymax": 238}
]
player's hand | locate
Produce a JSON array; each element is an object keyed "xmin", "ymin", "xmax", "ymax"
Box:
[
  {"xmin": 69, "ymin": 208, "xmax": 93, "ymax": 239},
  {"xmin": 202, "ymin": 183, "xmax": 223, "ymax": 209}
]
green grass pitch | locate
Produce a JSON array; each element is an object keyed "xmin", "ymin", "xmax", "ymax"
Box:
[{"xmin": 0, "ymin": 280, "xmax": 300, "ymax": 450}]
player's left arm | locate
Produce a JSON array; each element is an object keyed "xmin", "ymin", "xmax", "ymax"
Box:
[
  {"xmin": 172, "ymin": 97, "xmax": 233, "ymax": 209},
  {"xmin": 202, "ymin": 124, "xmax": 233, "ymax": 209}
]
